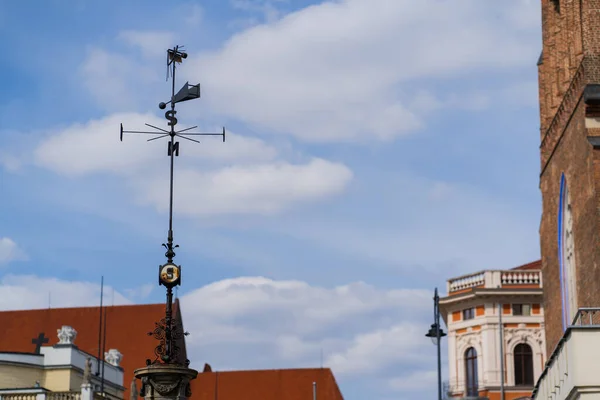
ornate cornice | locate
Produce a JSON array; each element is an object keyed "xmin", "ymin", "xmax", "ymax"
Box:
[{"xmin": 540, "ymin": 58, "xmax": 586, "ymax": 176}]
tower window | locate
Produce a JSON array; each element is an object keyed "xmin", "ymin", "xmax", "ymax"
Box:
[
  {"xmin": 465, "ymin": 347, "xmax": 478, "ymax": 396},
  {"xmin": 512, "ymin": 304, "xmax": 531, "ymax": 316},
  {"xmin": 463, "ymin": 308, "xmax": 475, "ymax": 320},
  {"xmin": 514, "ymin": 343, "xmax": 534, "ymax": 386}
]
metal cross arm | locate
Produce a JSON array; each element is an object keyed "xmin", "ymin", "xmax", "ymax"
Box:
[
  {"xmin": 176, "ymin": 127, "xmax": 226, "ymax": 143},
  {"xmin": 120, "ymin": 124, "xmax": 226, "ymax": 143}
]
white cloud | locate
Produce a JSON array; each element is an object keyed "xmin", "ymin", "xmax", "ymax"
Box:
[
  {"xmin": 34, "ymin": 113, "xmax": 164, "ymax": 177},
  {"xmin": 180, "ymin": 276, "xmax": 435, "ymax": 378},
  {"xmin": 123, "ymin": 283, "xmax": 155, "ymax": 301},
  {"xmin": 135, "ymin": 158, "xmax": 352, "ymax": 216},
  {"xmin": 388, "ymin": 369, "xmax": 437, "ymax": 392},
  {"xmin": 80, "ymin": 49, "xmax": 144, "ymax": 112},
  {"xmin": 0, "ymin": 153, "xmax": 21, "ymax": 172},
  {"xmin": 231, "ymin": 0, "xmax": 289, "ymax": 23},
  {"xmin": 118, "ymin": 31, "xmax": 177, "ymax": 59},
  {"xmin": 72, "ymin": 1, "xmax": 539, "ymax": 144},
  {"xmin": 31, "ymin": 113, "xmax": 352, "ymax": 216},
  {"xmin": 259, "ymin": 174, "xmax": 540, "ymax": 275},
  {"xmin": 0, "ymin": 274, "xmax": 439, "ymax": 397},
  {"xmin": 183, "ymin": 4, "xmax": 204, "ymax": 27},
  {"xmin": 326, "ymin": 323, "xmax": 425, "ymax": 375},
  {"xmin": 184, "ymin": 0, "xmax": 540, "ymax": 142},
  {"xmin": 0, "ymin": 238, "xmax": 27, "ymax": 265},
  {"xmin": 33, "ymin": 113, "xmax": 277, "ymax": 177},
  {"xmin": 0, "ymin": 275, "xmax": 131, "ymax": 310}
]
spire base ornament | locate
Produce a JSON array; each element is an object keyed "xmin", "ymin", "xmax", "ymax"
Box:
[{"xmin": 134, "ymin": 364, "xmax": 198, "ymax": 400}]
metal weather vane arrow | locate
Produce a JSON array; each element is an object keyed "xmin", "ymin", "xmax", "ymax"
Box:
[{"xmin": 119, "ymin": 45, "xmax": 226, "ymax": 366}]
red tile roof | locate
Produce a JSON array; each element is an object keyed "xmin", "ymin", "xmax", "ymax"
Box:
[
  {"xmin": 0, "ymin": 302, "xmax": 345, "ymax": 399},
  {"xmin": 191, "ymin": 368, "xmax": 344, "ymax": 400},
  {"xmin": 511, "ymin": 259, "xmax": 542, "ymax": 270},
  {"xmin": 0, "ymin": 302, "xmax": 170, "ymax": 399}
]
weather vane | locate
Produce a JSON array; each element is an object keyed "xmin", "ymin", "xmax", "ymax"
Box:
[{"xmin": 120, "ymin": 45, "xmax": 226, "ymax": 366}]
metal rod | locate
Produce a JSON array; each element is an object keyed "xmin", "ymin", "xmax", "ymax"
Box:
[
  {"xmin": 499, "ymin": 299, "xmax": 505, "ymax": 400},
  {"xmin": 145, "ymin": 123, "xmax": 170, "ymax": 133},
  {"xmin": 101, "ymin": 297, "xmax": 108, "ymax": 395},
  {"xmin": 313, "ymin": 382, "xmax": 316, "ymax": 400},
  {"xmin": 165, "ymin": 287, "xmax": 173, "ymax": 361},
  {"xmin": 175, "ymin": 125, "xmax": 198, "ymax": 134},
  {"xmin": 148, "ymin": 134, "xmax": 170, "ymax": 142},
  {"xmin": 122, "ymin": 130, "xmax": 166, "ymax": 135},
  {"xmin": 96, "ymin": 276, "xmax": 103, "ymax": 376},
  {"xmin": 163, "ymin": 55, "xmax": 178, "ymax": 362},
  {"xmin": 168, "ymin": 56, "xmax": 176, "ymax": 258},
  {"xmin": 179, "ymin": 132, "xmax": 224, "ymax": 136},
  {"xmin": 435, "ymin": 288, "xmax": 442, "ymax": 400},
  {"xmin": 177, "ymin": 134, "xmax": 200, "ymax": 143}
]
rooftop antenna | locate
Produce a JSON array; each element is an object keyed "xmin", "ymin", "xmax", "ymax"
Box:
[
  {"xmin": 121, "ymin": 45, "xmax": 226, "ymax": 374},
  {"xmin": 313, "ymin": 382, "xmax": 317, "ymax": 400},
  {"xmin": 96, "ymin": 276, "xmax": 104, "ymax": 377},
  {"xmin": 100, "ymin": 302, "xmax": 108, "ymax": 396}
]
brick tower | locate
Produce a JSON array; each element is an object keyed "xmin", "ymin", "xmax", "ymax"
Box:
[{"xmin": 538, "ymin": 0, "xmax": 600, "ymax": 357}]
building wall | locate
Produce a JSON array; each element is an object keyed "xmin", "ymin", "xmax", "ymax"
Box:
[
  {"xmin": 0, "ymin": 364, "xmax": 43, "ymax": 389},
  {"xmin": 42, "ymin": 369, "xmax": 71, "ymax": 391},
  {"xmin": 0, "ymin": 363, "xmax": 123, "ymax": 399},
  {"xmin": 69, "ymin": 369, "xmax": 82, "ymax": 392},
  {"xmin": 538, "ymin": 0, "xmax": 600, "ymax": 358},
  {"xmin": 537, "ymin": 0, "xmax": 585, "ymax": 136},
  {"xmin": 446, "ymin": 299, "xmax": 545, "ymax": 397}
]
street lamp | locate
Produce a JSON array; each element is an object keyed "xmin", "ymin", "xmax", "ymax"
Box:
[{"xmin": 425, "ymin": 287, "xmax": 446, "ymax": 400}]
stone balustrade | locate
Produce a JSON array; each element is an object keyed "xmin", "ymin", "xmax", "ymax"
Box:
[{"xmin": 447, "ymin": 270, "xmax": 542, "ymax": 294}]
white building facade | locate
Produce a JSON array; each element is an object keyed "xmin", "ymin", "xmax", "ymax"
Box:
[
  {"xmin": 0, "ymin": 325, "xmax": 125, "ymax": 400},
  {"xmin": 440, "ymin": 263, "xmax": 546, "ymax": 400}
]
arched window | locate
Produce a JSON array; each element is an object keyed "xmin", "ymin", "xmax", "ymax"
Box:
[
  {"xmin": 465, "ymin": 347, "xmax": 478, "ymax": 396},
  {"xmin": 514, "ymin": 343, "xmax": 534, "ymax": 386},
  {"xmin": 559, "ymin": 176, "xmax": 577, "ymax": 329}
]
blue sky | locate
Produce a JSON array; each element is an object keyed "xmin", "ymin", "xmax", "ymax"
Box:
[{"xmin": 0, "ymin": 1, "xmax": 543, "ymax": 399}]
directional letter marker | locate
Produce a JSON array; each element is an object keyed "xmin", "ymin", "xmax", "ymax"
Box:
[{"xmin": 120, "ymin": 45, "xmax": 226, "ymax": 367}]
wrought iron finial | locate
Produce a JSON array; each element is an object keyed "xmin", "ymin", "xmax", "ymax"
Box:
[{"xmin": 121, "ymin": 45, "xmax": 226, "ymax": 365}]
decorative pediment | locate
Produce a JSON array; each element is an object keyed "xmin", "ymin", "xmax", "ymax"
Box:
[
  {"xmin": 505, "ymin": 327, "xmax": 544, "ymax": 351},
  {"xmin": 456, "ymin": 330, "xmax": 482, "ymax": 354}
]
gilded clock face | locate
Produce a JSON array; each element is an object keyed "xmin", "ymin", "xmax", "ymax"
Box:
[{"xmin": 160, "ymin": 263, "xmax": 180, "ymax": 285}]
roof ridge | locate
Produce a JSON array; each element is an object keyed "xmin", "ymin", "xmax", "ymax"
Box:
[
  {"xmin": 201, "ymin": 367, "xmax": 334, "ymax": 374},
  {"xmin": 511, "ymin": 259, "xmax": 542, "ymax": 270},
  {"xmin": 0, "ymin": 303, "xmax": 165, "ymax": 313}
]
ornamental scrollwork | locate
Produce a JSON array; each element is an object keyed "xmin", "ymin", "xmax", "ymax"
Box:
[
  {"xmin": 148, "ymin": 378, "xmax": 182, "ymax": 396},
  {"xmin": 146, "ymin": 318, "xmax": 188, "ymax": 364}
]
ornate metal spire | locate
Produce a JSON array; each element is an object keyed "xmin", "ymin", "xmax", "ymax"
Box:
[{"xmin": 120, "ymin": 45, "xmax": 226, "ymax": 367}]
